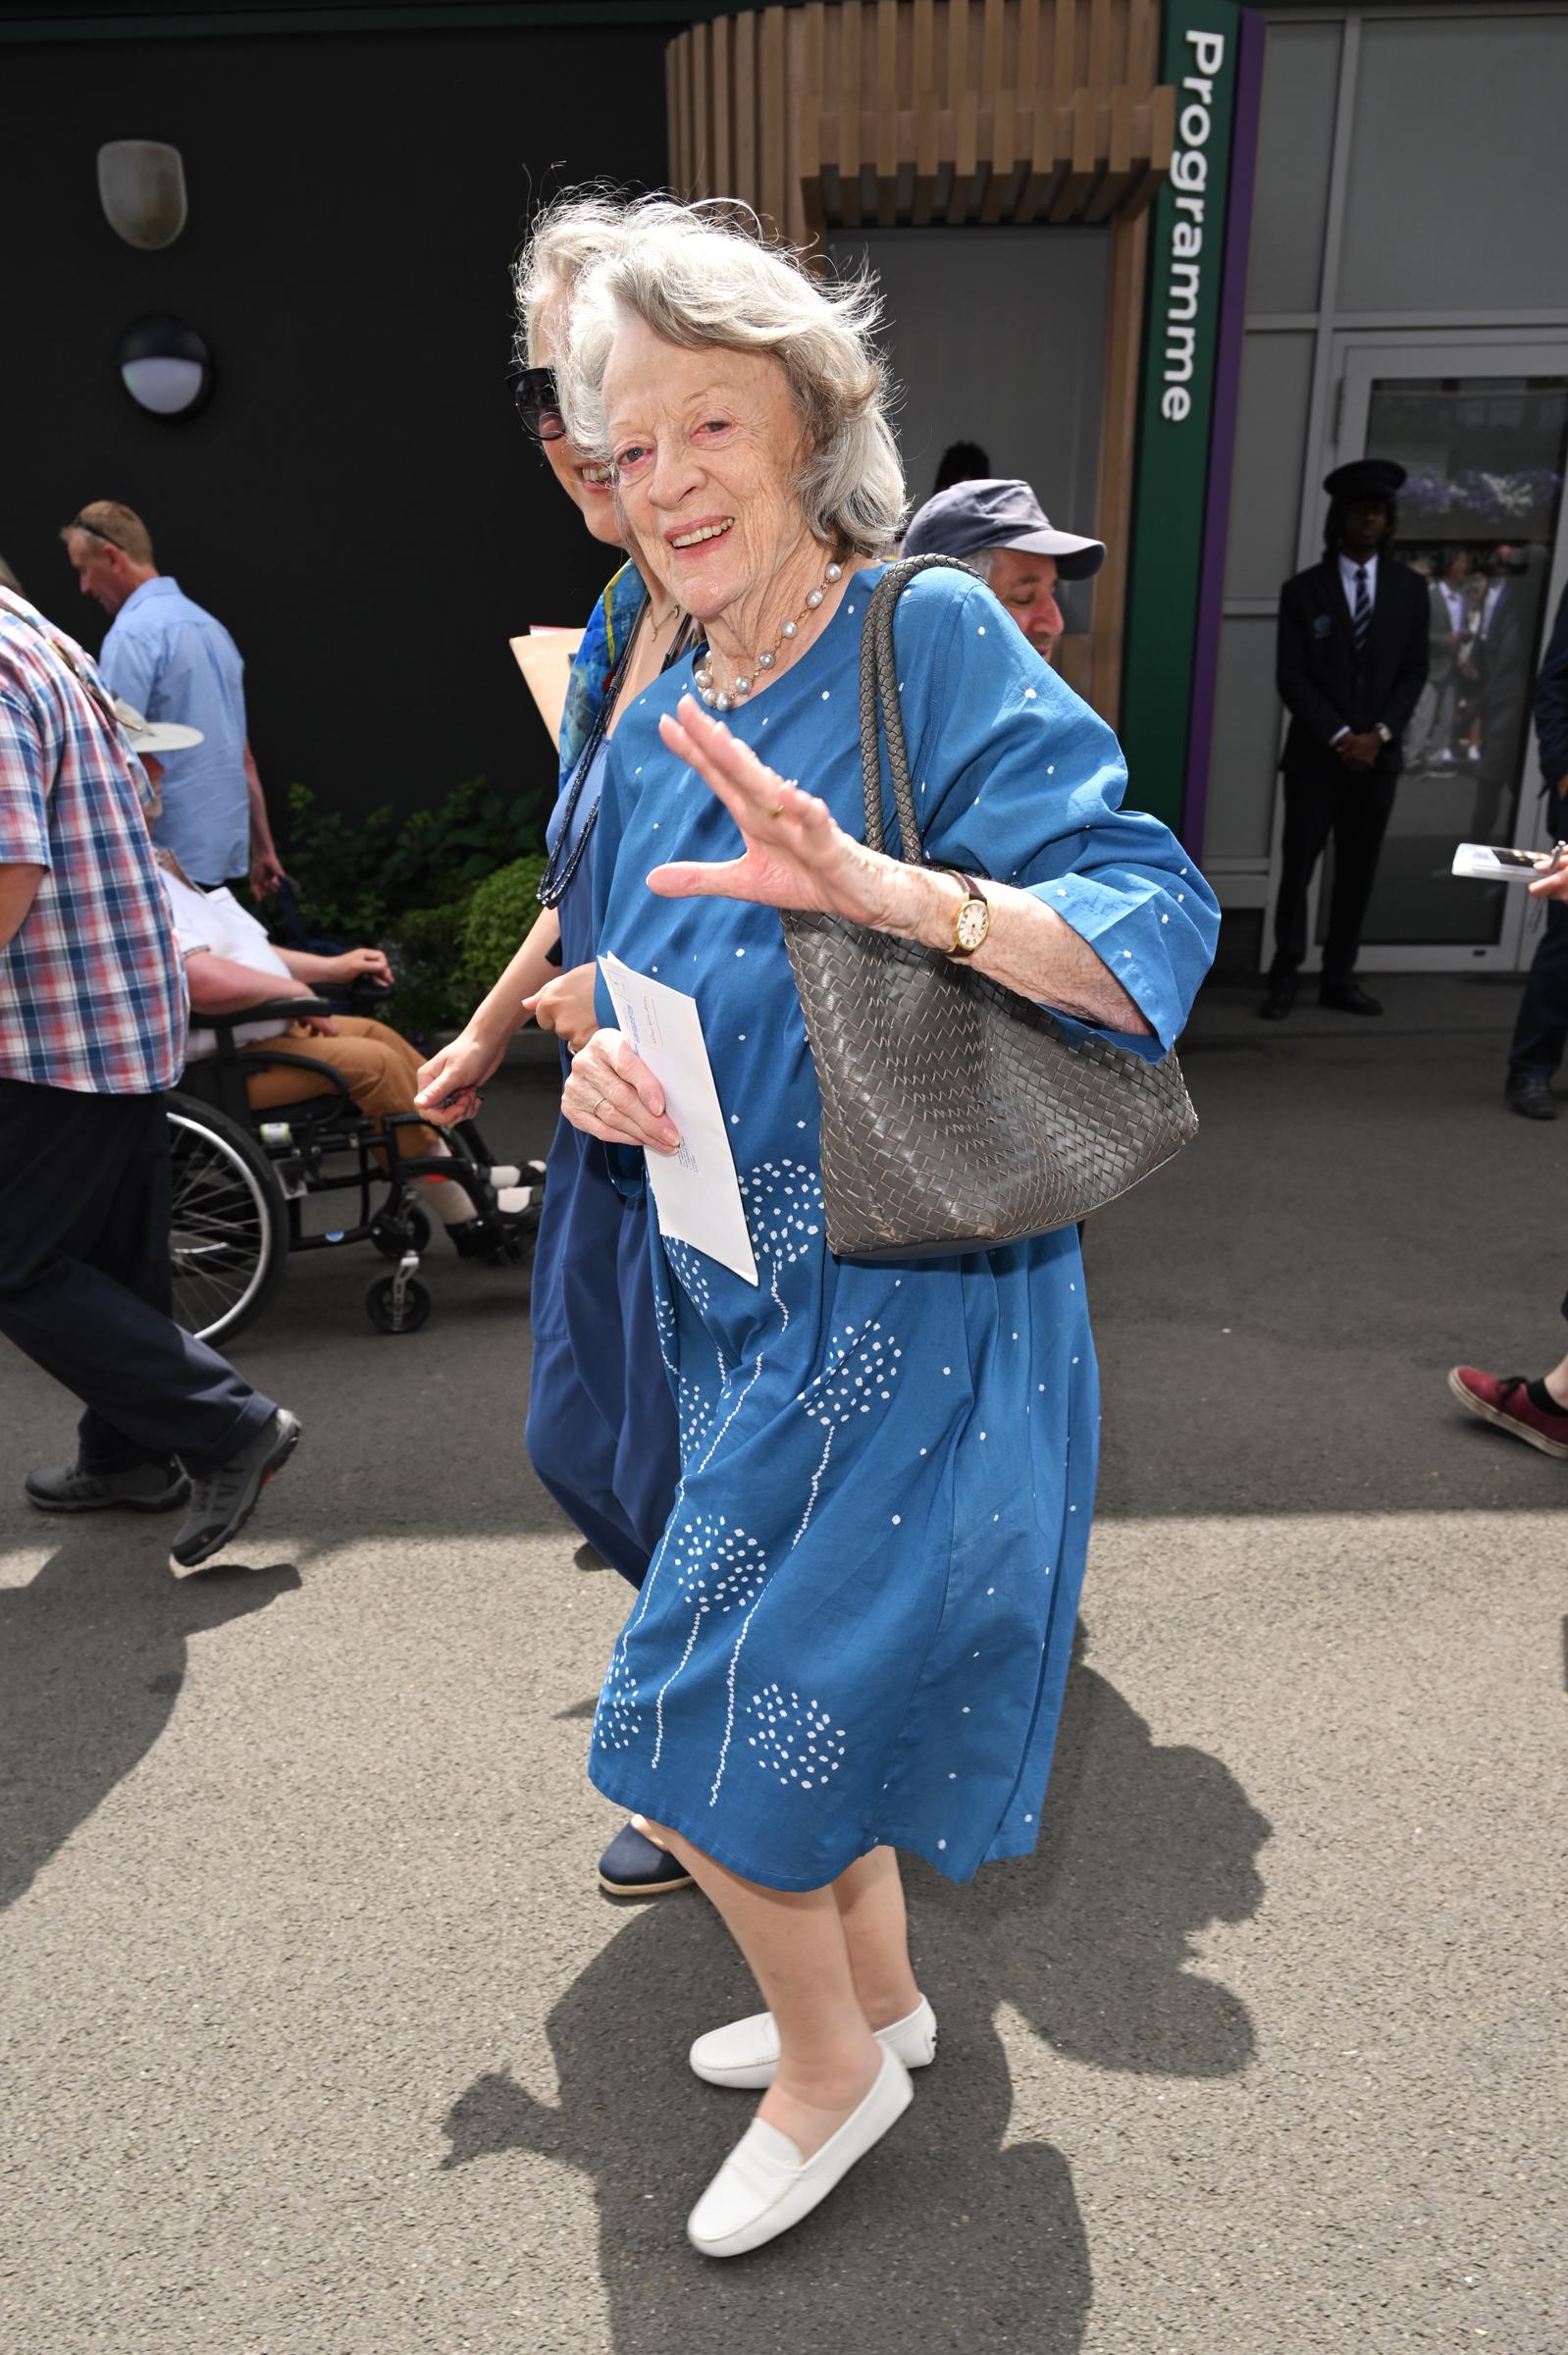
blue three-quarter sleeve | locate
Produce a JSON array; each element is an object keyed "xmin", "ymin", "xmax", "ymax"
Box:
[{"xmin": 890, "ymin": 573, "xmax": 1219, "ymax": 1058}]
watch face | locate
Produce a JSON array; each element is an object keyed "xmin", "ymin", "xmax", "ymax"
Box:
[{"xmin": 956, "ymin": 899, "xmax": 990, "ymax": 952}]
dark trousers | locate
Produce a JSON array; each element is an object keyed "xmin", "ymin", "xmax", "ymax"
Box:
[
  {"xmin": 1269, "ymin": 767, "xmax": 1398, "ymax": 983},
  {"xmin": 0, "ymin": 1078, "xmax": 275, "ymax": 1476},
  {"xmin": 1508, "ymin": 895, "xmax": 1568, "ymax": 1080}
]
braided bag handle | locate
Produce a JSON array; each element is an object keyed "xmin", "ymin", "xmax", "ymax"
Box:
[{"xmin": 855, "ymin": 552, "xmax": 979, "ymax": 864}]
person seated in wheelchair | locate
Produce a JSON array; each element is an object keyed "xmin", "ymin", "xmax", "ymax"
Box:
[{"xmin": 153, "ymin": 848, "xmax": 536, "ymax": 1258}]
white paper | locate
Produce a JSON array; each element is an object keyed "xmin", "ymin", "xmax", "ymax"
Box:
[
  {"xmin": 598, "ymin": 954, "xmax": 758, "ymax": 1287},
  {"xmin": 1451, "ymin": 842, "xmax": 1559, "ymax": 884}
]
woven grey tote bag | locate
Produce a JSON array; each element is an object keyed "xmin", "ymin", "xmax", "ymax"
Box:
[{"xmin": 778, "ymin": 553, "xmax": 1198, "ymax": 1260}]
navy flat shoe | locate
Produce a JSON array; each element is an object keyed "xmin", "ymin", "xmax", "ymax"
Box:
[{"xmin": 598, "ymin": 1818, "xmax": 695, "ymax": 1898}]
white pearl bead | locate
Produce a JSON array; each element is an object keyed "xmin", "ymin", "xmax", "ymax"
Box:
[
  {"xmin": 781, "ymin": 620, "xmax": 798, "ymax": 640},
  {"xmin": 714, "ymin": 694, "xmax": 732, "ymax": 711},
  {"xmin": 758, "ymin": 651, "xmax": 775, "ymax": 669},
  {"xmin": 732, "ymin": 677, "xmax": 751, "ymax": 696},
  {"xmin": 825, "ymin": 562, "xmax": 843, "ymax": 583},
  {"xmin": 806, "ymin": 588, "xmax": 823, "ymax": 609}
]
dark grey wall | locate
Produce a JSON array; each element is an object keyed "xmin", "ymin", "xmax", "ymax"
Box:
[{"xmin": 1, "ymin": 23, "xmax": 672, "ymax": 840}]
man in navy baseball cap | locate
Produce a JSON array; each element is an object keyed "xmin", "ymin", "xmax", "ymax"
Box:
[{"xmin": 902, "ymin": 477, "xmax": 1106, "ymax": 666}]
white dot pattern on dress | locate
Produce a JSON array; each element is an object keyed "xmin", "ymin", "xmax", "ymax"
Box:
[{"xmin": 746, "ymin": 1685, "xmax": 848, "ymax": 1790}]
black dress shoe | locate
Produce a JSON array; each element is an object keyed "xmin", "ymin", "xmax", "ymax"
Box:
[
  {"xmin": 1259, "ymin": 983, "xmax": 1295, "ymax": 1020},
  {"xmin": 1318, "ymin": 981, "xmax": 1383, "ymax": 1016},
  {"xmin": 598, "ymin": 1818, "xmax": 695, "ymax": 1898},
  {"xmin": 1504, "ymin": 1073, "xmax": 1557, "ymax": 1121}
]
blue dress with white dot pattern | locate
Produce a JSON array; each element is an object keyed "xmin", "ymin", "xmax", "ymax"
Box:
[{"xmin": 587, "ymin": 565, "xmax": 1217, "ymax": 1890}]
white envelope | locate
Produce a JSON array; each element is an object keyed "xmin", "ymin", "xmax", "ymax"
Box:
[{"xmin": 598, "ymin": 953, "xmax": 758, "ymax": 1287}]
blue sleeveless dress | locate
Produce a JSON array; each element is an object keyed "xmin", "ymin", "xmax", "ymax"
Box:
[
  {"xmin": 523, "ymin": 567, "xmax": 681, "ymax": 1588},
  {"xmin": 584, "ymin": 564, "xmax": 1218, "ymax": 1888}
]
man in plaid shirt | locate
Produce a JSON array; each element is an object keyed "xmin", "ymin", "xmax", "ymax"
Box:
[{"xmin": 0, "ymin": 588, "xmax": 299, "ymax": 1566}]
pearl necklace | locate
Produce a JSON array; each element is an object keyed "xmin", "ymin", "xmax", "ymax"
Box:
[{"xmin": 694, "ymin": 552, "xmax": 844, "ymax": 710}]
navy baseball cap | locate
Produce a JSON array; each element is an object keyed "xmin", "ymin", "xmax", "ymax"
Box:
[{"xmin": 902, "ymin": 477, "xmax": 1106, "ymax": 580}]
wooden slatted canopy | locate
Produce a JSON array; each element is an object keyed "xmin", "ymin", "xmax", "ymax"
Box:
[{"xmin": 666, "ymin": 0, "xmax": 1175, "ymax": 241}]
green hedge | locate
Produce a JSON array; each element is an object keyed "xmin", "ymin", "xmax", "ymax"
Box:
[{"xmin": 280, "ymin": 780, "xmax": 549, "ymax": 1038}]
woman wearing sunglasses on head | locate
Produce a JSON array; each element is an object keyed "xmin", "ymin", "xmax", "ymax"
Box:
[{"xmin": 415, "ymin": 196, "xmax": 696, "ymax": 1900}]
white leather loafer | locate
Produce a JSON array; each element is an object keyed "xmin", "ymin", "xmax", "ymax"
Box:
[
  {"xmin": 690, "ymin": 1993, "xmax": 937, "ymax": 2089},
  {"xmin": 686, "ymin": 2046, "xmax": 913, "ymax": 2258}
]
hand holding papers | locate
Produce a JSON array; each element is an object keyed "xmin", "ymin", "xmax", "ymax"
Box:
[
  {"xmin": 1452, "ymin": 841, "xmax": 1568, "ymax": 883},
  {"xmin": 598, "ymin": 954, "xmax": 758, "ymax": 1287}
]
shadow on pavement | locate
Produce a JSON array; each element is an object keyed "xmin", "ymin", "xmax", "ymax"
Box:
[
  {"xmin": 0, "ymin": 1525, "xmax": 300, "ymax": 1912},
  {"xmin": 440, "ymin": 1646, "xmax": 1269, "ymax": 2351}
]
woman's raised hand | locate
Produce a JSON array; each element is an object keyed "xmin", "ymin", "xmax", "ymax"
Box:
[
  {"xmin": 413, "ymin": 1031, "xmax": 504, "ymax": 1126},
  {"xmin": 560, "ymin": 1027, "xmax": 681, "ymax": 1155},
  {"xmin": 651, "ymin": 695, "xmax": 923, "ymax": 935}
]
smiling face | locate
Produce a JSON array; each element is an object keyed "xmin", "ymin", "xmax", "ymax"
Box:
[
  {"xmin": 985, "ymin": 548, "xmax": 1064, "ymax": 664},
  {"xmin": 533, "ymin": 298, "xmax": 620, "ymax": 547},
  {"xmin": 601, "ymin": 317, "xmax": 817, "ymax": 640}
]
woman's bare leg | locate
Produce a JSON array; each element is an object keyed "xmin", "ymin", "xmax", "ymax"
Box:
[
  {"xmin": 636, "ymin": 1816, "xmax": 883, "ymax": 2160},
  {"xmin": 830, "ymin": 1846, "xmax": 922, "ymax": 2030}
]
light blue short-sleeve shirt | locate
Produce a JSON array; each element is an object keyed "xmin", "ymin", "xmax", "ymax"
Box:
[{"xmin": 98, "ymin": 575, "xmax": 250, "ymax": 884}]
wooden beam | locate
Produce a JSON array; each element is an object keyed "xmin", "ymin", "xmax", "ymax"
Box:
[
  {"xmin": 870, "ymin": 0, "xmax": 895, "ymax": 223},
  {"xmin": 711, "ymin": 11, "xmax": 732, "ymax": 196},
  {"xmin": 690, "ymin": 21, "xmax": 710, "ymax": 199},
  {"xmin": 912, "ymin": 0, "xmax": 938, "ymax": 223},
  {"xmin": 733, "ymin": 7, "xmax": 756, "ymax": 215},
  {"xmin": 1090, "ymin": 205, "xmax": 1149, "ymax": 725},
  {"xmin": 760, "ymin": 4, "xmax": 787, "ymax": 234}
]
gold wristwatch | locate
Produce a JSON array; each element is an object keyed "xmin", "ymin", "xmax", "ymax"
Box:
[{"xmin": 947, "ymin": 870, "xmax": 991, "ymax": 957}]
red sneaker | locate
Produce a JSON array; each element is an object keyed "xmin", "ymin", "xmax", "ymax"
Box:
[{"xmin": 1447, "ymin": 1367, "xmax": 1568, "ymax": 1459}]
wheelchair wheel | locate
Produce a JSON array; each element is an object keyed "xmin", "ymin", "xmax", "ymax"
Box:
[
  {"xmin": 370, "ymin": 1202, "xmax": 432, "ymax": 1260},
  {"xmin": 365, "ymin": 1271, "xmax": 432, "ymax": 1334},
  {"xmin": 166, "ymin": 1093, "xmax": 288, "ymax": 1345}
]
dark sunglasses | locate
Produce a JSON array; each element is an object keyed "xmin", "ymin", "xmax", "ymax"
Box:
[
  {"xmin": 67, "ymin": 511, "xmax": 124, "ymax": 551},
  {"xmin": 512, "ymin": 366, "xmax": 567, "ymax": 445}
]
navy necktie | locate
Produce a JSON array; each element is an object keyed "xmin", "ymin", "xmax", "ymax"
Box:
[{"xmin": 1352, "ymin": 565, "xmax": 1371, "ymax": 657}]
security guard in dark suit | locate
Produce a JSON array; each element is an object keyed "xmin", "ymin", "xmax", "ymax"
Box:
[{"xmin": 1262, "ymin": 458, "xmax": 1430, "ymax": 1019}]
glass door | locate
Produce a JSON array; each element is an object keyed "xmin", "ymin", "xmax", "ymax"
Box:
[{"xmin": 1306, "ymin": 337, "xmax": 1568, "ymax": 971}]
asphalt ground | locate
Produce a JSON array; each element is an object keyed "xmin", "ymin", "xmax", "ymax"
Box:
[{"xmin": 1, "ymin": 973, "xmax": 1563, "ymax": 2353}]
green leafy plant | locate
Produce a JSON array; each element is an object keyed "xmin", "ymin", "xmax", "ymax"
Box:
[
  {"xmin": 457, "ymin": 854, "xmax": 549, "ymax": 1006},
  {"xmin": 276, "ymin": 780, "xmax": 549, "ymax": 1038},
  {"xmin": 283, "ymin": 778, "xmax": 543, "ymax": 945}
]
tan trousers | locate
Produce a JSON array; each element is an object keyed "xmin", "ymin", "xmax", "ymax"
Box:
[{"xmin": 240, "ymin": 1017, "xmax": 442, "ymax": 1161}]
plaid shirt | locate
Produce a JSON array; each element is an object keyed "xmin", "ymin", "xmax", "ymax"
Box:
[{"xmin": 0, "ymin": 592, "xmax": 186, "ymax": 1094}]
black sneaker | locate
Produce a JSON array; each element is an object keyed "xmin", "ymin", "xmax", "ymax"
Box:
[
  {"xmin": 26, "ymin": 1458, "xmax": 189, "ymax": 1514},
  {"xmin": 172, "ymin": 1408, "xmax": 300, "ymax": 1568},
  {"xmin": 598, "ymin": 1819, "xmax": 695, "ymax": 1899}
]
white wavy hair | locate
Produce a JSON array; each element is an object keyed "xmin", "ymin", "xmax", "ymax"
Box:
[
  {"xmin": 514, "ymin": 189, "xmax": 633, "ymax": 368},
  {"xmin": 557, "ymin": 195, "xmax": 907, "ymax": 554}
]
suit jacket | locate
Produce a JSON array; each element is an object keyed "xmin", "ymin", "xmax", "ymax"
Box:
[
  {"xmin": 1531, "ymin": 580, "xmax": 1568, "ymax": 798},
  {"xmin": 1277, "ymin": 554, "xmax": 1430, "ymax": 779}
]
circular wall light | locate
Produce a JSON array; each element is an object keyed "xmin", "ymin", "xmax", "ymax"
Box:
[{"xmin": 117, "ymin": 314, "xmax": 212, "ymax": 420}]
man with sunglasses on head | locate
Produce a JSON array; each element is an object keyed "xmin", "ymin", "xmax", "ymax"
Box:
[{"xmin": 61, "ymin": 500, "xmax": 286, "ymax": 901}]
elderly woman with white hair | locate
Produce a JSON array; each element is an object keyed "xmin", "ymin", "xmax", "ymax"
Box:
[{"xmin": 554, "ymin": 198, "xmax": 1219, "ymax": 2258}]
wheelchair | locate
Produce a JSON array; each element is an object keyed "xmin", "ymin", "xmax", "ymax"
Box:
[{"xmin": 163, "ymin": 987, "xmax": 543, "ymax": 1344}]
